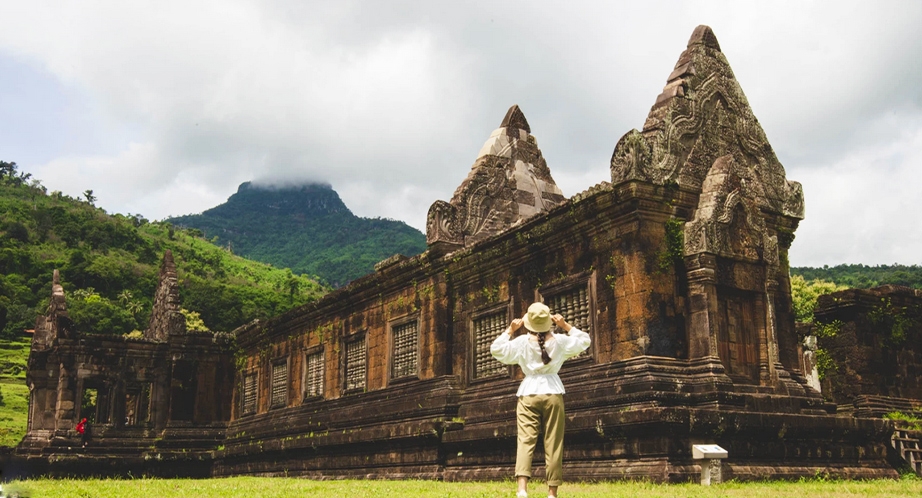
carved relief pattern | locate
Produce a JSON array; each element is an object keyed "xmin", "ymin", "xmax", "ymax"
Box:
[
  {"xmin": 426, "ymin": 200, "xmax": 462, "ymax": 247},
  {"xmin": 426, "ymin": 105, "xmax": 566, "ymax": 250},
  {"xmin": 610, "ymin": 26, "xmax": 804, "ymax": 221},
  {"xmin": 609, "ymin": 129, "xmax": 653, "ymax": 182},
  {"xmin": 684, "ymin": 156, "xmax": 767, "ymax": 263},
  {"xmin": 145, "ymin": 250, "xmax": 186, "ymax": 341},
  {"xmin": 763, "ymin": 234, "xmax": 781, "ymax": 280}
]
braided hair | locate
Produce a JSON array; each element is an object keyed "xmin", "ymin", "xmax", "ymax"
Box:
[{"xmin": 533, "ymin": 331, "xmax": 551, "ymax": 364}]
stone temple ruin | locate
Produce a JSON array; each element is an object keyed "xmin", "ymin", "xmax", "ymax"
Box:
[
  {"xmin": 15, "ymin": 25, "xmax": 920, "ymax": 480},
  {"xmin": 18, "ymin": 253, "xmax": 235, "ymax": 476}
]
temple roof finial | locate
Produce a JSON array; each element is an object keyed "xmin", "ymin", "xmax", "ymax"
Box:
[
  {"xmin": 688, "ymin": 25, "xmax": 721, "ymax": 52},
  {"xmin": 500, "ymin": 105, "xmax": 531, "ymax": 134},
  {"xmin": 426, "ymin": 104, "xmax": 564, "ymax": 253}
]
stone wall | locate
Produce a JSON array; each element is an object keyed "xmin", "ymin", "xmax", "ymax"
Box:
[{"xmin": 814, "ymin": 285, "xmax": 922, "ymax": 412}]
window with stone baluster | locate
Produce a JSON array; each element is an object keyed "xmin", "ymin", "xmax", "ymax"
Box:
[
  {"xmin": 343, "ymin": 334, "xmax": 366, "ymax": 393},
  {"xmin": 303, "ymin": 348, "xmax": 324, "ymax": 399},
  {"xmin": 540, "ymin": 275, "xmax": 595, "ymax": 361},
  {"xmin": 391, "ymin": 319, "xmax": 419, "ymax": 380},
  {"xmin": 270, "ymin": 358, "xmax": 289, "ymax": 409},
  {"xmin": 242, "ymin": 371, "xmax": 257, "ymax": 416},
  {"xmin": 472, "ymin": 307, "xmax": 510, "ymax": 380}
]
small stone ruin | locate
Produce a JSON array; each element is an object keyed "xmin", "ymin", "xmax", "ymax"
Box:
[
  {"xmin": 15, "ymin": 25, "xmax": 912, "ymax": 481},
  {"xmin": 18, "ymin": 251, "xmax": 235, "ymax": 477},
  {"xmin": 812, "ymin": 285, "xmax": 922, "ymax": 417}
]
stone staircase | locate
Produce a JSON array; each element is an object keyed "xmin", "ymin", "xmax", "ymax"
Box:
[{"xmin": 891, "ymin": 427, "xmax": 922, "ymax": 477}]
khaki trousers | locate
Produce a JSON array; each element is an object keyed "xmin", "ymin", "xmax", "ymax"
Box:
[{"xmin": 515, "ymin": 393, "xmax": 565, "ymax": 486}]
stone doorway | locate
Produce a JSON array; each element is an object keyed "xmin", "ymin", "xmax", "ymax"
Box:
[{"xmin": 717, "ymin": 289, "xmax": 761, "ymax": 383}]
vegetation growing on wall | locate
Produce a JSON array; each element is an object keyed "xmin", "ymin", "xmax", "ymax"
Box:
[
  {"xmin": 657, "ymin": 218, "xmax": 685, "ymax": 273},
  {"xmin": 885, "ymin": 409, "xmax": 922, "ymax": 431},
  {"xmin": 812, "ymin": 319, "xmax": 842, "ymax": 380},
  {"xmin": 868, "ymin": 297, "xmax": 919, "ymax": 346}
]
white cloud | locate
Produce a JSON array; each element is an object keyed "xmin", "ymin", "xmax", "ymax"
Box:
[
  {"xmin": 1, "ymin": 1, "xmax": 922, "ymax": 265},
  {"xmin": 788, "ymin": 118, "xmax": 922, "ymax": 266}
]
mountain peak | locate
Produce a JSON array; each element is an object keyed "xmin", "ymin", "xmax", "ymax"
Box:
[
  {"xmin": 204, "ymin": 181, "xmax": 352, "ymax": 219},
  {"xmin": 166, "ymin": 180, "xmax": 427, "ymax": 286}
]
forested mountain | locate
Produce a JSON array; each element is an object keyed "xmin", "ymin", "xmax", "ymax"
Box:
[
  {"xmin": 0, "ymin": 161, "xmax": 327, "ymax": 338},
  {"xmin": 167, "ymin": 182, "xmax": 427, "ymax": 287},
  {"xmin": 791, "ymin": 264, "xmax": 922, "ymax": 289}
]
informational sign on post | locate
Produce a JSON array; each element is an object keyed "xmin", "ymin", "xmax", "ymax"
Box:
[{"xmin": 692, "ymin": 444, "xmax": 728, "ymax": 485}]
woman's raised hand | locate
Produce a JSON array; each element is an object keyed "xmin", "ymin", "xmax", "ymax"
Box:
[
  {"xmin": 509, "ymin": 318, "xmax": 524, "ymax": 335},
  {"xmin": 551, "ymin": 314, "xmax": 570, "ymax": 331}
]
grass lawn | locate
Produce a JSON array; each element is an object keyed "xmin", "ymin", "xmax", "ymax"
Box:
[
  {"xmin": 0, "ymin": 381, "xmax": 29, "ymax": 447},
  {"xmin": 0, "ymin": 339, "xmax": 30, "ymax": 447},
  {"xmin": 3, "ymin": 476, "xmax": 921, "ymax": 498}
]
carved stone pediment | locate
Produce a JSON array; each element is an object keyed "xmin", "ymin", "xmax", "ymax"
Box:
[
  {"xmin": 610, "ymin": 25, "xmax": 804, "ymax": 220},
  {"xmin": 426, "ymin": 105, "xmax": 566, "ymax": 252},
  {"xmin": 684, "ymin": 155, "xmax": 779, "ymax": 272}
]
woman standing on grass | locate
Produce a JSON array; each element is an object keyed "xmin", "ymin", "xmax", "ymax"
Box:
[{"xmin": 491, "ymin": 302, "xmax": 591, "ymax": 498}]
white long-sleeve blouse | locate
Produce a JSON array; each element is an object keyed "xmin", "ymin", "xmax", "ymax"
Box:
[{"xmin": 490, "ymin": 327, "xmax": 591, "ymax": 396}]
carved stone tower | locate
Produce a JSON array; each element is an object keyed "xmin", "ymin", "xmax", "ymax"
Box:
[
  {"xmin": 610, "ymin": 25, "xmax": 805, "ymax": 390},
  {"xmin": 31, "ymin": 269, "xmax": 72, "ymax": 351},
  {"xmin": 145, "ymin": 250, "xmax": 186, "ymax": 341},
  {"xmin": 426, "ymin": 105, "xmax": 566, "ymax": 254}
]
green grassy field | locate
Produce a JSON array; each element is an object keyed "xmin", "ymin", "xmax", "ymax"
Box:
[
  {"xmin": 0, "ymin": 339, "xmax": 29, "ymax": 447},
  {"xmin": 1, "ymin": 477, "xmax": 920, "ymax": 498}
]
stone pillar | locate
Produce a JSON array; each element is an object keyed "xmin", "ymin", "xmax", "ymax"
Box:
[
  {"xmin": 763, "ymin": 279, "xmax": 781, "ymax": 385},
  {"xmin": 686, "ymin": 254, "xmax": 719, "ymax": 359},
  {"xmin": 54, "ymin": 361, "xmax": 76, "ymax": 431}
]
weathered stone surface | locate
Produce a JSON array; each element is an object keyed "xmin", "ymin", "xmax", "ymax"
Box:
[
  {"xmin": 145, "ymin": 250, "xmax": 186, "ymax": 341},
  {"xmin": 426, "ymin": 105, "xmax": 566, "ymax": 253},
  {"xmin": 610, "ymin": 25, "xmax": 804, "ymax": 220},
  {"xmin": 19, "ymin": 253, "xmax": 235, "ymax": 477},
  {"xmin": 31, "ymin": 269, "xmax": 73, "ymax": 351},
  {"xmin": 813, "ymin": 285, "xmax": 922, "ymax": 409}
]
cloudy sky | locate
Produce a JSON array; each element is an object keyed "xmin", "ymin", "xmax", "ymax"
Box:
[{"xmin": 1, "ymin": 1, "xmax": 920, "ymax": 268}]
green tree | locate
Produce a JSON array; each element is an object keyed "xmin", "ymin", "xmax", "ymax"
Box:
[
  {"xmin": 0, "ymin": 161, "xmax": 16, "ymax": 179},
  {"xmin": 181, "ymin": 308, "xmax": 210, "ymax": 332},
  {"xmin": 286, "ymin": 270, "xmax": 300, "ymax": 304},
  {"xmin": 790, "ymin": 274, "xmax": 847, "ymax": 323},
  {"xmin": 117, "ymin": 290, "xmax": 133, "ymax": 306},
  {"xmin": 791, "ymin": 264, "xmax": 922, "ymax": 289},
  {"xmin": 68, "ymin": 289, "xmax": 139, "ymax": 335}
]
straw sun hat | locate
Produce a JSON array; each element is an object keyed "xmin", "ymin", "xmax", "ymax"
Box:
[{"xmin": 522, "ymin": 302, "xmax": 552, "ymax": 332}]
